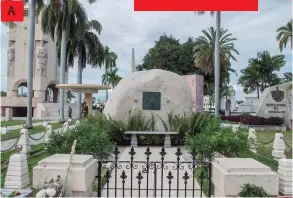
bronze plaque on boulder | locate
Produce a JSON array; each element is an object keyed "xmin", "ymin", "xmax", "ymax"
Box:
[{"xmin": 142, "ymin": 92, "xmax": 161, "ymax": 110}]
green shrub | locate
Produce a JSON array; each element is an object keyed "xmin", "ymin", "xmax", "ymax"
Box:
[
  {"xmin": 238, "ymin": 184, "xmax": 274, "ymax": 197},
  {"xmin": 46, "ymin": 116, "xmax": 114, "ymax": 160},
  {"xmin": 185, "ymin": 127, "xmax": 249, "ymax": 161}
]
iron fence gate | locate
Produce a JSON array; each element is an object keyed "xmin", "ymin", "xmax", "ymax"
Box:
[{"xmin": 96, "ymin": 147, "xmax": 212, "ymax": 197}]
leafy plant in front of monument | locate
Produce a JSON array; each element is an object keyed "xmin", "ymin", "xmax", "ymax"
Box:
[
  {"xmin": 238, "ymin": 184, "xmax": 274, "ymax": 197},
  {"xmin": 46, "ymin": 116, "xmax": 114, "ymax": 160}
]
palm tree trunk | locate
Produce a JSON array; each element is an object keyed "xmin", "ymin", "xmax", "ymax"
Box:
[
  {"xmin": 77, "ymin": 55, "xmax": 82, "ymax": 119},
  {"xmin": 214, "ymin": 11, "xmax": 221, "ymax": 116},
  {"xmin": 105, "ymin": 66, "xmax": 109, "ymax": 101},
  {"xmin": 26, "ymin": 0, "xmax": 36, "ymax": 128},
  {"xmin": 257, "ymin": 86, "xmax": 260, "ymax": 99},
  {"xmin": 59, "ymin": 30, "xmax": 67, "ymax": 122}
]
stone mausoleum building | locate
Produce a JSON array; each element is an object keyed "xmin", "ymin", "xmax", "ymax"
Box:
[{"xmin": 0, "ymin": 7, "xmax": 73, "ymax": 120}]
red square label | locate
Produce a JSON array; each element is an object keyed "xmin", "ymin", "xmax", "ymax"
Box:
[
  {"xmin": 134, "ymin": 0, "xmax": 258, "ymax": 11},
  {"xmin": 1, "ymin": 0, "xmax": 24, "ymax": 22}
]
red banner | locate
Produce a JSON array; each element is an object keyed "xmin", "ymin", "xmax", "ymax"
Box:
[
  {"xmin": 1, "ymin": 0, "xmax": 24, "ymax": 22},
  {"xmin": 134, "ymin": 0, "xmax": 258, "ymax": 11}
]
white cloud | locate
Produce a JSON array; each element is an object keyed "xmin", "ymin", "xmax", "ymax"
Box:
[{"xmin": 1, "ymin": 0, "xmax": 292, "ymax": 101}]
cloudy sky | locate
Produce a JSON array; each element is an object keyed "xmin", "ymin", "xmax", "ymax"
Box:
[{"xmin": 1, "ymin": 0, "xmax": 292, "ymax": 101}]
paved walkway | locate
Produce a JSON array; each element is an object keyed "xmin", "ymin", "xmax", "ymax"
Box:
[
  {"xmin": 1, "ymin": 125, "xmax": 76, "ymax": 151},
  {"xmin": 101, "ymin": 146, "xmax": 204, "ymax": 197},
  {"xmin": 2, "ymin": 121, "xmax": 59, "ymax": 130}
]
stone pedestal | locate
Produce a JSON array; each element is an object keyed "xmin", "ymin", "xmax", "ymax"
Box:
[
  {"xmin": 248, "ymin": 130, "xmax": 257, "ymax": 153},
  {"xmin": 33, "ymin": 154, "xmax": 97, "ymax": 197},
  {"xmin": 164, "ymin": 134, "xmax": 171, "ymax": 148},
  {"xmin": 130, "ymin": 134, "xmax": 138, "ymax": 147},
  {"xmin": 18, "ymin": 129, "xmax": 31, "ymax": 154},
  {"xmin": 278, "ymin": 159, "xmax": 292, "ymax": 195},
  {"xmin": 272, "ymin": 133, "xmax": 286, "ymax": 160},
  {"xmin": 4, "ymin": 154, "xmax": 30, "ymax": 188},
  {"xmin": 212, "ymin": 158, "xmax": 278, "ymax": 197}
]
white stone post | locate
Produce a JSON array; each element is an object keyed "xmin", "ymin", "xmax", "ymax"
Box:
[
  {"xmin": 248, "ymin": 130, "xmax": 257, "ymax": 153},
  {"xmin": 164, "ymin": 134, "xmax": 171, "ymax": 148},
  {"xmin": 44, "ymin": 125, "xmax": 52, "ymax": 144},
  {"xmin": 18, "ymin": 129, "xmax": 31, "ymax": 155},
  {"xmin": 63, "ymin": 121, "xmax": 69, "ymax": 132},
  {"xmin": 75, "ymin": 120, "xmax": 80, "ymax": 126},
  {"xmin": 4, "ymin": 154, "xmax": 30, "ymax": 188},
  {"xmin": 232, "ymin": 125, "xmax": 239, "ymax": 133},
  {"xmin": 130, "ymin": 134, "xmax": 138, "ymax": 147},
  {"xmin": 1, "ymin": 126, "xmax": 10, "ymax": 134},
  {"xmin": 272, "ymin": 133, "xmax": 286, "ymax": 160},
  {"xmin": 278, "ymin": 159, "xmax": 292, "ymax": 196}
]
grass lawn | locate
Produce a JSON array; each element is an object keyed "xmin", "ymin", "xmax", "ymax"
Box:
[
  {"xmin": 1, "ymin": 120, "xmax": 43, "ymax": 127},
  {"xmin": 236, "ymin": 129, "xmax": 292, "ymax": 171},
  {"xmin": 1, "ymin": 122, "xmax": 67, "ymax": 141},
  {"xmin": 1, "ymin": 144, "xmax": 49, "ymax": 188},
  {"xmin": 195, "ymin": 166, "xmax": 214, "ymax": 197}
]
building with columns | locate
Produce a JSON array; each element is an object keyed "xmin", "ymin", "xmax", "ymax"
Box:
[{"xmin": 0, "ymin": 6, "xmax": 72, "ymax": 120}]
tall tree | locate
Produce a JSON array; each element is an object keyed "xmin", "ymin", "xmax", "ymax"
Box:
[
  {"xmin": 238, "ymin": 63, "xmax": 262, "ymax": 99},
  {"xmin": 194, "ymin": 11, "xmax": 221, "ymax": 116},
  {"xmin": 238, "ymin": 51, "xmax": 285, "ymax": 98},
  {"xmin": 67, "ymin": 20, "xmax": 103, "ymax": 119},
  {"xmin": 276, "ymin": 19, "xmax": 292, "ymax": 52},
  {"xmin": 41, "ymin": 0, "xmax": 91, "ymax": 122},
  {"xmin": 102, "ymin": 68, "xmax": 122, "ymax": 89},
  {"xmin": 98, "ymin": 46, "xmax": 118, "ymax": 101},
  {"xmin": 142, "ymin": 34, "xmax": 201, "ymax": 75}
]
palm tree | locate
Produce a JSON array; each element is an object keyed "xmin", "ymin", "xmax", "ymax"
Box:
[
  {"xmin": 282, "ymin": 72, "xmax": 292, "ymax": 83},
  {"xmin": 41, "ymin": 0, "xmax": 92, "ymax": 122},
  {"xmin": 252, "ymin": 51, "xmax": 285, "ymax": 91},
  {"xmin": 98, "ymin": 46, "xmax": 118, "ymax": 101},
  {"xmin": 102, "ymin": 68, "xmax": 122, "ymax": 89},
  {"xmin": 66, "ymin": 20, "xmax": 103, "ymax": 119},
  {"xmin": 195, "ymin": 11, "xmax": 221, "ymax": 116},
  {"xmin": 238, "ymin": 63, "xmax": 262, "ymax": 99},
  {"xmin": 276, "ymin": 19, "xmax": 292, "ymax": 52},
  {"xmin": 238, "ymin": 51, "xmax": 285, "ymax": 98}
]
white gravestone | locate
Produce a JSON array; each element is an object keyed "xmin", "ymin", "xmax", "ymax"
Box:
[
  {"xmin": 4, "ymin": 154, "xmax": 30, "ymax": 188},
  {"xmin": 248, "ymin": 130, "xmax": 258, "ymax": 153},
  {"xmin": 272, "ymin": 133, "xmax": 286, "ymax": 160},
  {"xmin": 18, "ymin": 129, "xmax": 31, "ymax": 154},
  {"xmin": 278, "ymin": 158, "xmax": 292, "ymax": 195}
]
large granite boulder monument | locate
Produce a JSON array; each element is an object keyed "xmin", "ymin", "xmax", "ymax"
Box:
[{"xmin": 103, "ymin": 69, "xmax": 193, "ymax": 130}]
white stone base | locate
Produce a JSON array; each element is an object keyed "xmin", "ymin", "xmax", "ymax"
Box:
[
  {"xmin": 272, "ymin": 150, "xmax": 286, "ymax": 159},
  {"xmin": 212, "ymin": 158, "xmax": 278, "ymax": 197},
  {"xmin": 33, "ymin": 154, "xmax": 97, "ymax": 197},
  {"xmin": 278, "ymin": 159, "xmax": 292, "ymax": 195},
  {"xmin": 4, "ymin": 154, "xmax": 30, "ymax": 189}
]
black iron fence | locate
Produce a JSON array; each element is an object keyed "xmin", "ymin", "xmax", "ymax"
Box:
[{"xmin": 96, "ymin": 147, "xmax": 212, "ymax": 198}]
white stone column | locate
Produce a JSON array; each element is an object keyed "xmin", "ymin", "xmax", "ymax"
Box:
[
  {"xmin": 63, "ymin": 121, "xmax": 69, "ymax": 132},
  {"xmin": 130, "ymin": 134, "xmax": 138, "ymax": 147},
  {"xmin": 278, "ymin": 158, "xmax": 292, "ymax": 196},
  {"xmin": 248, "ymin": 130, "xmax": 257, "ymax": 153},
  {"xmin": 5, "ymin": 108, "xmax": 13, "ymax": 121},
  {"xmin": 272, "ymin": 133, "xmax": 286, "ymax": 160},
  {"xmin": 4, "ymin": 154, "xmax": 30, "ymax": 188},
  {"xmin": 18, "ymin": 129, "xmax": 31, "ymax": 155},
  {"xmin": 44, "ymin": 125, "xmax": 52, "ymax": 144}
]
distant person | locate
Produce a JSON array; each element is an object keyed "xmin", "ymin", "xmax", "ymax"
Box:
[{"xmin": 68, "ymin": 106, "xmax": 72, "ymax": 119}]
